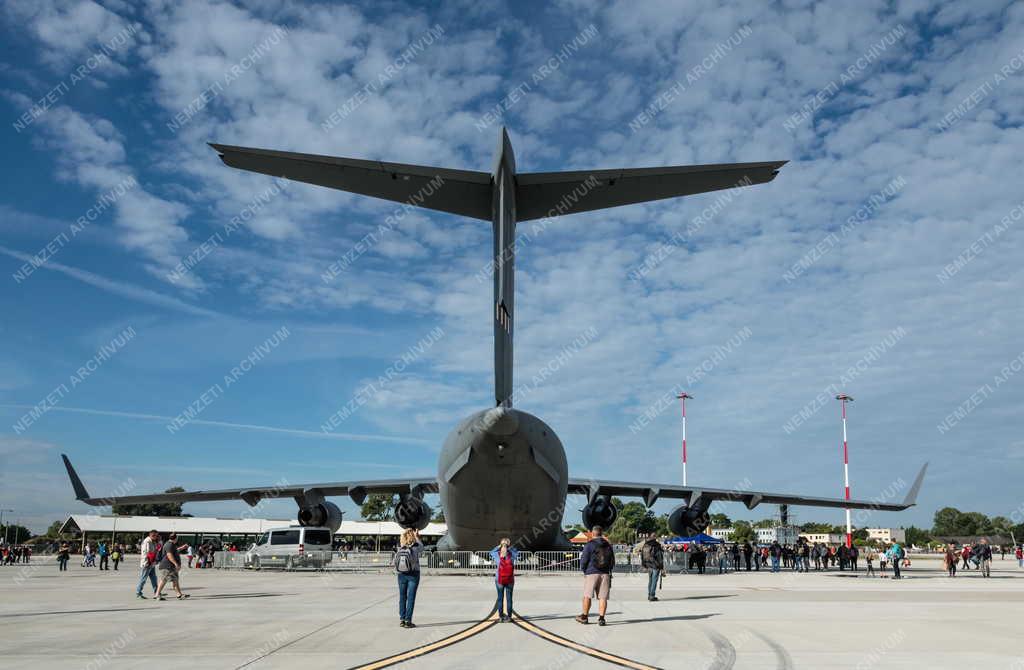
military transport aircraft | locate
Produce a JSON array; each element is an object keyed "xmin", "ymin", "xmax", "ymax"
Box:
[{"xmin": 61, "ymin": 128, "xmax": 926, "ymax": 549}]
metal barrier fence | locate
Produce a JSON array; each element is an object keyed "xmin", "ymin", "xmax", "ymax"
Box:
[
  {"xmin": 214, "ymin": 550, "xmax": 652, "ymax": 574},
  {"xmin": 214, "ymin": 548, "xmax": 728, "ymax": 574}
]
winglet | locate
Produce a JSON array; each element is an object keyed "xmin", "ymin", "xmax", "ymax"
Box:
[
  {"xmin": 62, "ymin": 454, "xmax": 91, "ymax": 501},
  {"xmin": 902, "ymin": 462, "xmax": 928, "ymax": 507}
]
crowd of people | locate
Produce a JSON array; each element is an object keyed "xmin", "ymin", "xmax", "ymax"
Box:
[{"xmin": 0, "ymin": 544, "xmax": 32, "ymax": 565}]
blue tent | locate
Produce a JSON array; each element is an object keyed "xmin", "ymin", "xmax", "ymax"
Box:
[{"xmin": 665, "ymin": 533, "xmax": 723, "ymax": 545}]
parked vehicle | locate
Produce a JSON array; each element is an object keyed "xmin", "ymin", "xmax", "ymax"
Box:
[{"xmin": 245, "ymin": 526, "xmax": 333, "ymax": 569}]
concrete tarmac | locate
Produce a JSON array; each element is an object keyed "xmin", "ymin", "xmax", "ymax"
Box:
[{"xmin": 1, "ymin": 557, "xmax": 1022, "ymax": 669}]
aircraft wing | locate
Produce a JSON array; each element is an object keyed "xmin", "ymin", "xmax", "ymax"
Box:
[
  {"xmin": 515, "ymin": 160, "xmax": 786, "ymax": 221},
  {"xmin": 568, "ymin": 462, "xmax": 927, "ymax": 511},
  {"xmin": 209, "ymin": 143, "xmax": 493, "ymax": 220},
  {"xmin": 62, "ymin": 454, "xmax": 437, "ymax": 507}
]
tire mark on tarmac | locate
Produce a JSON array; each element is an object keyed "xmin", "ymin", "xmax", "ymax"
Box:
[
  {"xmin": 345, "ymin": 607, "xmax": 500, "ymax": 670},
  {"xmin": 749, "ymin": 630, "xmax": 794, "ymax": 670},
  {"xmin": 237, "ymin": 593, "xmax": 393, "ymax": 669},
  {"xmin": 512, "ymin": 612, "xmax": 664, "ymax": 670},
  {"xmin": 703, "ymin": 628, "xmax": 736, "ymax": 670}
]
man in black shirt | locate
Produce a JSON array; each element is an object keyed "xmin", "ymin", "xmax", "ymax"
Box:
[{"xmin": 155, "ymin": 533, "xmax": 190, "ymax": 601}]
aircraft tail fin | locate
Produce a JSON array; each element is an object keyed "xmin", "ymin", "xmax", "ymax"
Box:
[
  {"xmin": 902, "ymin": 462, "xmax": 928, "ymax": 507},
  {"xmin": 62, "ymin": 454, "xmax": 92, "ymax": 502}
]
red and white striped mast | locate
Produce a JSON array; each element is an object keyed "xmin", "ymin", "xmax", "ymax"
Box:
[
  {"xmin": 677, "ymin": 392, "xmax": 693, "ymax": 486},
  {"xmin": 836, "ymin": 394, "xmax": 854, "ymax": 549}
]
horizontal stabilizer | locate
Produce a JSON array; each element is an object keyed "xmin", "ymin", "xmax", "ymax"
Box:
[
  {"xmin": 515, "ymin": 160, "xmax": 786, "ymax": 221},
  {"xmin": 209, "ymin": 143, "xmax": 493, "ymax": 220}
]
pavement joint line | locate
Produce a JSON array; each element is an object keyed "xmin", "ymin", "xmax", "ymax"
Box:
[{"xmin": 236, "ymin": 593, "xmax": 393, "ymax": 669}]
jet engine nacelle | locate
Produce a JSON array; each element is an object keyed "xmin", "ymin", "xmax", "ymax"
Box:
[
  {"xmin": 394, "ymin": 497, "xmax": 432, "ymax": 531},
  {"xmin": 668, "ymin": 502, "xmax": 711, "ymax": 537},
  {"xmin": 297, "ymin": 501, "xmax": 343, "ymax": 534},
  {"xmin": 581, "ymin": 496, "xmax": 618, "ymax": 530}
]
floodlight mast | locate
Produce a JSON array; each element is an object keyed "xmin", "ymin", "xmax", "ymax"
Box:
[
  {"xmin": 677, "ymin": 392, "xmax": 693, "ymax": 486},
  {"xmin": 836, "ymin": 394, "xmax": 854, "ymax": 549}
]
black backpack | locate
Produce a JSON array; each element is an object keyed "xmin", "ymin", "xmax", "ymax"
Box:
[{"xmin": 593, "ymin": 541, "xmax": 612, "ymax": 571}]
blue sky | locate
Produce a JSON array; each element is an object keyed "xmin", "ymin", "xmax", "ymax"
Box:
[{"xmin": 1, "ymin": 0, "xmax": 1022, "ymax": 532}]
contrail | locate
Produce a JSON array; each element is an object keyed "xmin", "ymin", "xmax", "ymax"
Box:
[
  {"xmin": 0, "ymin": 404, "xmax": 433, "ymax": 447},
  {"xmin": 0, "ymin": 245, "xmax": 221, "ymax": 318}
]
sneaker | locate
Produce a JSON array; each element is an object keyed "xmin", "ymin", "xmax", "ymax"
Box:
[
  {"xmin": 136, "ymin": 593, "xmax": 146, "ymax": 600},
  {"xmin": 598, "ymin": 617, "xmax": 606, "ymax": 626},
  {"xmin": 400, "ymin": 620, "xmax": 407, "ymax": 628},
  {"xmin": 575, "ymin": 614, "xmax": 589, "ymax": 624},
  {"xmin": 405, "ymin": 622, "xmax": 416, "ymax": 628},
  {"xmin": 650, "ymin": 596, "xmax": 659, "ymax": 602}
]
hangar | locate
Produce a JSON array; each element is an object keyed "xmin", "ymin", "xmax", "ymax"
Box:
[{"xmin": 57, "ymin": 514, "xmax": 447, "ymax": 550}]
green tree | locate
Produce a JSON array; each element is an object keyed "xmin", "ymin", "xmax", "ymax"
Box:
[
  {"xmin": 360, "ymin": 494, "xmax": 398, "ymax": 521},
  {"xmin": 852, "ymin": 528, "xmax": 869, "ymax": 541},
  {"xmin": 709, "ymin": 513, "xmax": 732, "ymax": 527},
  {"xmin": 731, "ymin": 520, "xmax": 754, "ymax": 543},
  {"xmin": 753, "ymin": 519, "xmax": 777, "ymax": 529},
  {"xmin": 44, "ymin": 520, "xmax": 65, "ymax": 538},
  {"xmin": 113, "ymin": 486, "xmax": 186, "ymax": 516},
  {"xmin": 608, "ymin": 500, "xmax": 657, "ymax": 543},
  {"xmin": 431, "ymin": 506, "xmax": 445, "ymax": 523},
  {"xmin": 800, "ymin": 522, "xmax": 832, "ymax": 533},
  {"xmin": 0, "ymin": 524, "xmax": 32, "ymax": 543},
  {"xmin": 932, "ymin": 507, "xmax": 963, "ymax": 535},
  {"xmin": 904, "ymin": 526, "xmax": 931, "ymax": 547}
]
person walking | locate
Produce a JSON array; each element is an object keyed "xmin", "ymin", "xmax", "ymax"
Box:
[
  {"xmin": 111, "ymin": 544, "xmax": 121, "ymax": 571},
  {"xmin": 640, "ymin": 533, "xmax": 664, "ymax": 602},
  {"xmin": 849, "ymin": 544, "xmax": 859, "ymax": 571},
  {"xmin": 769, "ymin": 541, "xmax": 781, "ymax": 573},
  {"xmin": 490, "ymin": 537, "xmax": 518, "ymax": 621},
  {"xmin": 136, "ymin": 530, "xmax": 160, "ymax": 599},
  {"xmin": 742, "ymin": 542, "xmax": 753, "ymax": 571},
  {"xmin": 576, "ymin": 526, "xmax": 614, "ymax": 626},
  {"xmin": 154, "ymin": 533, "xmax": 189, "ymax": 601},
  {"xmin": 944, "ymin": 544, "xmax": 957, "ymax": 577},
  {"xmin": 865, "ymin": 548, "xmax": 876, "ymax": 577},
  {"xmin": 1016, "ymin": 545, "xmax": 1023, "ymax": 568},
  {"xmin": 977, "ymin": 538, "xmax": 993, "ymax": 578},
  {"xmin": 57, "ymin": 542, "xmax": 70, "ymax": 572},
  {"xmin": 960, "ymin": 545, "xmax": 972, "ymax": 570},
  {"xmin": 394, "ymin": 528, "xmax": 422, "ymax": 628},
  {"xmin": 98, "ymin": 542, "xmax": 109, "ymax": 571}
]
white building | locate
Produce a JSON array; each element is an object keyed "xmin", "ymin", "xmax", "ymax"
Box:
[
  {"xmin": 866, "ymin": 528, "xmax": 906, "ymax": 543},
  {"xmin": 709, "ymin": 527, "xmax": 734, "ymax": 541},
  {"xmin": 799, "ymin": 532, "xmax": 846, "ymax": 545},
  {"xmin": 756, "ymin": 526, "xmax": 800, "ymax": 545}
]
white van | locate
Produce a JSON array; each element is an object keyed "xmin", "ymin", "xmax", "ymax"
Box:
[{"xmin": 245, "ymin": 526, "xmax": 333, "ymax": 569}]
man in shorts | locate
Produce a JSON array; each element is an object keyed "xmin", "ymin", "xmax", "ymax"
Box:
[
  {"xmin": 576, "ymin": 526, "xmax": 615, "ymax": 626},
  {"xmin": 154, "ymin": 533, "xmax": 190, "ymax": 601}
]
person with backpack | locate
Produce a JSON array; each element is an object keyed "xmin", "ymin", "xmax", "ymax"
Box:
[
  {"xmin": 489, "ymin": 537, "xmax": 518, "ymax": 621},
  {"xmin": 394, "ymin": 528, "xmax": 422, "ymax": 628},
  {"xmin": 154, "ymin": 532, "xmax": 189, "ymax": 600},
  {"xmin": 111, "ymin": 544, "xmax": 121, "ymax": 571},
  {"xmin": 639, "ymin": 533, "xmax": 664, "ymax": 601},
  {"xmin": 887, "ymin": 542, "xmax": 904, "ymax": 579},
  {"xmin": 576, "ymin": 526, "xmax": 614, "ymax": 626},
  {"xmin": 136, "ymin": 530, "xmax": 160, "ymax": 599}
]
